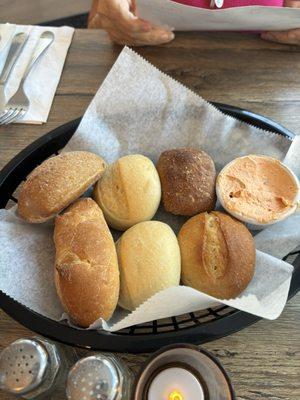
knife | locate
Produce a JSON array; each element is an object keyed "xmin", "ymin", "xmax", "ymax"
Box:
[{"xmin": 0, "ymin": 32, "xmax": 28, "ymax": 111}]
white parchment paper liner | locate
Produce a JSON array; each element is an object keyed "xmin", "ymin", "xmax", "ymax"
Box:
[{"xmin": 0, "ymin": 47, "xmax": 299, "ymax": 332}]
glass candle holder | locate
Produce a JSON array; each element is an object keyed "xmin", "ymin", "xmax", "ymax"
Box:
[{"xmin": 133, "ymin": 344, "xmax": 235, "ymax": 400}]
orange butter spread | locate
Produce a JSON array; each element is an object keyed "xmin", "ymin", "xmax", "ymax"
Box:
[{"xmin": 217, "ymin": 155, "xmax": 298, "ymax": 223}]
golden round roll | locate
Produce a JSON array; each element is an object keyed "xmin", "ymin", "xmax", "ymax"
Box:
[
  {"xmin": 94, "ymin": 154, "xmax": 161, "ymax": 231},
  {"xmin": 116, "ymin": 221, "xmax": 181, "ymax": 311},
  {"xmin": 54, "ymin": 198, "xmax": 119, "ymax": 328},
  {"xmin": 157, "ymin": 148, "xmax": 216, "ymax": 216},
  {"xmin": 178, "ymin": 211, "xmax": 255, "ymax": 299},
  {"xmin": 18, "ymin": 151, "xmax": 106, "ymax": 223}
]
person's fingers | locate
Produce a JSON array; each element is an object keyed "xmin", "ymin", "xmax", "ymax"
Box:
[
  {"xmin": 110, "ymin": 3, "xmax": 152, "ymax": 34},
  {"xmin": 88, "ymin": 0, "xmax": 99, "ymax": 25},
  {"xmin": 107, "ymin": 25, "xmax": 174, "ymax": 46},
  {"xmin": 89, "ymin": 0, "xmax": 151, "ymax": 33},
  {"xmin": 88, "ymin": 12, "xmax": 104, "ymax": 29},
  {"xmin": 131, "ymin": 28, "xmax": 175, "ymax": 45},
  {"xmin": 261, "ymin": 29, "xmax": 300, "ymax": 45},
  {"xmin": 262, "ymin": 0, "xmax": 300, "ymax": 45},
  {"xmin": 88, "ymin": 9, "xmax": 148, "ymax": 35},
  {"xmin": 108, "ymin": 0, "xmax": 150, "ymax": 32},
  {"xmin": 101, "ymin": 7, "xmax": 174, "ymax": 46},
  {"xmin": 117, "ymin": 15, "xmax": 152, "ymax": 34},
  {"xmin": 108, "ymin": 31, "xmax": 134, "ymax": 45},
  {"xmin": 129, "ymin": 0, "xmax": 137, "ymax": 14},
  {"xmin": 88, "ymin": 0, "xmax": 174, "ymax": 45},
  {"xmin": 105, "ymin": 24, "xmax": 134, "ymax": 43},
  {"xmin": 284, "ymin": 0, "xmax": 300, "ymax": 8},
  {"xmin": 93, "ymin": 15, "xmax": 132, "ymax": 40}
]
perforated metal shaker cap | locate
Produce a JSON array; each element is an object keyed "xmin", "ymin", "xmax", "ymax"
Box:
[
  {"xmin": 0, "ymin": 337, "xmax": 61, "ymax": 398},
  {"xmin": 0, "ymin": 338, "xmax": 48, "ymax": 395},
  {"xmin": 66, "ymin": 355, "xmax": 122, "ymax": 400}
]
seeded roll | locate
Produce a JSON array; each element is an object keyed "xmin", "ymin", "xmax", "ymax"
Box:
[
  {"xmin": 157, "ymin": 148, "xmax": 216, "ymax": 216},
  {"xmin": 178, "ymin": 211, "xmax": 255, "ymax": 299}
]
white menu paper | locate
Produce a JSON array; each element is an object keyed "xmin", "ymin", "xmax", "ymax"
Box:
[{"xmin": 137, "ymin": 0, "xmax": 300, "ymax": 31}]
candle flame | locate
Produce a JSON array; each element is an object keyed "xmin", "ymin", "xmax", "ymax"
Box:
[{"xmin": 169, "ymin": 390, "xmax": 183, "ymax": 400}]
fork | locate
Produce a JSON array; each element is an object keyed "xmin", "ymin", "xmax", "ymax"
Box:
[
  {"xmin": 0, "ymin": 31, "xmax": 55, "ymax": 125},
  {"xmin": 0, "ymin": 32, "xmax": 28, "ymax": 111}
]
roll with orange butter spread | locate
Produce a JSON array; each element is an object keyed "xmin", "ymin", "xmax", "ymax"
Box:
[{"xmin": 216, "ymin": 155, "xmax": 299, "ymax": 225}]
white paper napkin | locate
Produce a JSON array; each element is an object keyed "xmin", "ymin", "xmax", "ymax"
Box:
[
  {"xmin": 0, "ymin": 47, "xmax": 298, "ymax": 332},
  {"xmin": 0, "ymin": 23, "xmax": 74, "ymax": 124},
  {"xmin": 137, "ymin": 1, "xmax": 300, "ymax": 31}
]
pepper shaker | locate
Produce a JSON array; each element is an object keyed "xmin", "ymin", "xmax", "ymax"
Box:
[
  {"xmin": 0, "ymin": 337, "xmax": 77, "ymax": 399},
  {"xmin": 66, "ymin": 353, "xmax": 133, "ymax": 400}
]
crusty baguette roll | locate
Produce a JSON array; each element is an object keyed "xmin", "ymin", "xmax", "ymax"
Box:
[
  {"xmin": 116, "ymin": 221, "xmax": 181, "ymax": 311},
  {"xmin": 54, "ymin": 198, "xmax": 119, "ymax": 328},
  {"xmin": 178, "ymin": 211, "xmax": 255, "ymax": 299},
  {"xmin": 157, "ymin": 148, "xmax": 216, "ymax": 216},
  {"xmin": 18, "ymin": 151, "xmax": 106, "ymax": 223},
  {"xmin": 93, "ymin": 154, "xmax": 161, "ymax": 231}
]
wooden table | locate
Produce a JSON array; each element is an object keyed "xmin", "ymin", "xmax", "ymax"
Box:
[
  {"xmin": 0, "ymin": 0, "xmax": 90, "ymax": 25},
  {"xmin": 0, "ymin": 30, "xmax": 299, "ymax": 400}
]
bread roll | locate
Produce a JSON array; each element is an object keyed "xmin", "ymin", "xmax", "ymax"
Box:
[
  {"xmin": 94, "ymin": 154, "xmax": 161, "ymax": 231},
  {"xmin": 18, "ymin": 151, "xmax": 106, "ymax": 223},
  {"xmin": 54, "ymin": 198, "xmax": 119, "ymax": 328},
  {"xmin": 116, "ymin": 221, "xmax": 181, "ymax": 311},
  {"xmin": 178, "ymin": 211, "xmax": 255, "ymax": 299},
  {"xmin": 157, "ymin": 148, "xmax": 216, "ymax": 216}
]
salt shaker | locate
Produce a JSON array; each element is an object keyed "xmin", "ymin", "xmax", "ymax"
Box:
[
  {"xmin": 0, "ymin": 337, "xmax": 77, "ymax": 399},
  {"xmin": 66, "ymin": 354, "xmax": 132, "ymax": 400}
]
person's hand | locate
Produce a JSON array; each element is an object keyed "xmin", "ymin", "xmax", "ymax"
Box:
[
  {"xmin": 261, "ymin": 0, "xmax": 300, "ymax": 45},
  {"xmin": 88, "ymin": 0, "xmax": 174, "ymax": 46}
]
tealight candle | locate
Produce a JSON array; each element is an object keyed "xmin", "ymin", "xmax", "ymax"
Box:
[
  {"xmin": 133, "ymin": 344, "xmax": 235, "ymax": 400},
  {"xmin": 147, "ymin": 367, "xmax": 204, "ymax": 400}
]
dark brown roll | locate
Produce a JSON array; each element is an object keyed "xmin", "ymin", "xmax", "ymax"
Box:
[{"xmin": 157, "ymin": 148, "xmax": 216, "ymax": 216}]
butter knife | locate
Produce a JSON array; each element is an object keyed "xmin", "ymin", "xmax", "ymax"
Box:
[{"xmin": 0, "ymin": 32, "xmax": 28, "ymax": 111}]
